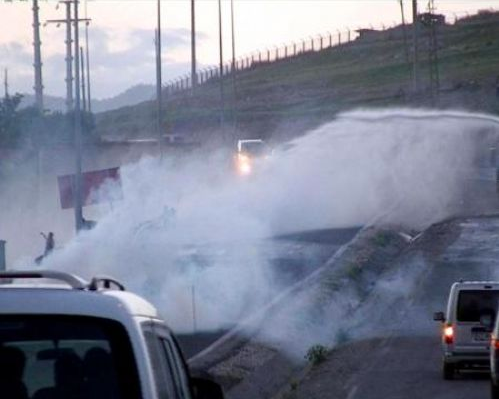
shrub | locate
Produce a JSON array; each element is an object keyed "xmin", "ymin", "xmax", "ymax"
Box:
[{"xmin": 305, "ymin": 344, "xmax": 329, "ymax": 366}]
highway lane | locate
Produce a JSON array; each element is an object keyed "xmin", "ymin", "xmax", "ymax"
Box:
[
  {"xmin": 177, "ymin": 227, "xmax": 361, "ymax": 359},
  {"xmin": 337, "ymin": 217, "xmax": 499, "ymax": 399}
]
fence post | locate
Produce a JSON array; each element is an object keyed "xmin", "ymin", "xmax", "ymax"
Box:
[
  {"xmin": 348, "ymin": 29, "xmax": 351, "ymax": 42},
  {"xmin": 267, "ymin": 49, "xmax": 270, "ymax": 62},
  {"xmin": 259, "ymin": 51, "xmax": 262, "ymax": 63},
  {"xmin": 293, "ymin": 42, "xmax": 297, "ymax": 55},
  {"xmin": 302, "ymin": 40, "xmax": 305, "ymax": 53},
  {"xmin": 329, "ymin": 33, "xmax": 332, "ymax": 47},
  {"xmin": 337, "ymin": 30, "xmax": 341, "ymax": 45}
]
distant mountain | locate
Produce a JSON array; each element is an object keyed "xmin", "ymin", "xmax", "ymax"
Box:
[
  {"xmin": 19, "ymin": 83, "xmax": 155, "ymax": 113},
  {"xmin": 93, "ymin": 84, "xmax": 155, "ymax": 112}
]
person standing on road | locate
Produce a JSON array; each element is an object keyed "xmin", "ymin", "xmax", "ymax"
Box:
[{"xmin": 41, "ymin": 232, "xmax": 55, "ymax": 256}]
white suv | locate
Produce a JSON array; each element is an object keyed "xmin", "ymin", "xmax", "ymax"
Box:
[
  {"xmin": 434, "ymin": 281, "xmax": 499, "ymax": 380},
  {"xmin": 0, "ymin": 270, "xmax": 224, "ymax": 399}
]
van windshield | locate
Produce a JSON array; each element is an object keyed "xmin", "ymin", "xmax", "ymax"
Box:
[
  {"xmin": 0, "ymin": 315, "xmax": 141, "ymax": 399},
  {"xmin": 240, "ymin": 142, "xmax": 267, "ymax": 156},
  {"xmin": 456, "ymin": 290, "xmax": 499, "ymax": 322}
]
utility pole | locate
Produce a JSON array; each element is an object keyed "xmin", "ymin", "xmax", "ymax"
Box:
[
  {"xmin": 3, "ymin": 68, "xmax": 8, "ymax": 98},
  {"xmin": 191, "ymin": 0, "xmax": 197, "ymax": 91},
  {"xmin": 425, "ymin": 0, "xmax": 440, "ymax": 102},
  {"xmin": 65, "ymin": 1, "xmax": 73, "ymax": 112},
  {"xmin": 45, "ymin": 1, "xmax": 90, "ymax": 113},
  {"xmin": 155, "ymin": 0, "xmax": 163, "ymax": 158},
  {"xmin": 230, "ymin": 0, "xmax": 237, "ymax": 138},
  {"xmin": 32, "ymin": 0, "xmax": 44, "ymax": 111},
  {"xmin": 218, "ymin": 0, "xmax": 225, "ymax": 133},
  {"xmin": 412, "ymin": 0, "xmax": 419, "ymax": 93},
  {"xmin": 80, "ymin": 46, "xmax": 87, "ymax": 113},
  {"xmin": 84, "ymin": 0, "xmax": 91, "ymax": 112},
  {"xmin": 399, "ymin": 0, "xmax": 410, "ymax": 63},
  {"xmin": 73, "ymin": 0, "xmax": 83, "ymax": 232}
]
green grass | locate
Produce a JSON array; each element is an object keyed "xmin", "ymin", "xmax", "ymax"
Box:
[{"xmin": 95, "ymin": 12, "xmax": 499, "ymax": 140}]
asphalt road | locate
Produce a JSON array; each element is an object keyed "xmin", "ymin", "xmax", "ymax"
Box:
[
  {"xmin": 177, "ymin": 227, "xmax": 361, "ymax": 359},
  {"xmin": 336, "ymin": 217, "xmax": 499, "ymax": 399}
]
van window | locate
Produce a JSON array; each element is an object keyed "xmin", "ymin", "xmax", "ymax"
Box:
[
  {"xmin": 144, "ymin": 331, "xmax": 178, "ymax": 399},
  {"xmin": 0, "ymin": 315, "xmax": 141, "ymax": 399},
  {"xmin": 457, "ymin": 290, "xmax": 499, "ymax": 322}
]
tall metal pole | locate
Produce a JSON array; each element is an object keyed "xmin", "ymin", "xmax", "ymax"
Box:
[
  {"xmin": 73, "ymin": 0, "xmax": 83, "ymax": 232},
  {"xmin": 156, "ymin": 0, "xmax": 163, "ymax": 157},
  {"xmin": 399, "ymin": 0, "xmax": 409, "ymax": 63},
  {"xmin": 3, "ymin": 68, "xmax": 8, "ymax": 98},
  {"xmin": 84, "ymin": 0, "xmax": 91, "ymax": 112},
  {"xmin": 230, "ymin": 0, "xmax": 237, "ymax": 137},
  {"xmin": 191, "ymin": 0, "xmax": 197, "ymax": 90},
  {"xmin": 0, "ymin": 240, "xmax": 6, "ymax": 272},
  {"xmin": 80, "ymin": 46, "xmax": 87, "ymax": 113},
  {"xmin": 64, "ymin": 1, "xmax": 73, "ymax": 112},
  {"xmin": 32, "ymin": 0, "xmax": 44, "ymax": 111},
  {"xmin": 218, "ymin": 0, "xmax": 225, "ymax": 131},
  {"xmin": 412, "ymin": 0, "xmax": 419, "ymax": 92}
]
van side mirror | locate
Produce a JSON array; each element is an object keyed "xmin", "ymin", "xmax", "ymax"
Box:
[
  {"xmin": 433, "ymin": 312, "xmax": 445, "ymax": 322},
  {"xmin": 191, "ymin": 377, "xmax": 224, "ymax": 399}
]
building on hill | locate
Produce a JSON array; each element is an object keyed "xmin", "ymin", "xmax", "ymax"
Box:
[{"xmin": 419, "ymin": 13, "xmax": 446, "ymax": 27}]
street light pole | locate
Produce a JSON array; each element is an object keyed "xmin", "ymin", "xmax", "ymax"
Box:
[
  {"xmin": 65, "ymin": 1, "xmax": 73, "ymax": 112},
  {"xmin": 32, "ymin": 0, "xmax": 44, "ymax": 111},
  {"xmin": 191, "ymin": 0, "xmax": 197, "ymax": 91},
  {"xmin": 412, "ymin": 0, "xmax": 419, "ymax": 92},
  {"xmin": 156, "ymin": 0, "xmax": 163, "ymax": 157},
  {"xmin": 84, "ymin": 0, "xmax": 91, "ymax": 112},
  {"xmin": 230, "ymin": 0, "xmax": 237, "ymax": 138},
  {"xmin": 73, "ymin": 0, "xmax": 83, "ymax": 232},
  {"xmin": 218, "ymin": 0, "xmax": 225, "ymax": 133}
]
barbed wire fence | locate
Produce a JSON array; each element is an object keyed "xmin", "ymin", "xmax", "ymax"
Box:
[{"xmin": 162, "ymin": 7, "xmax": 497, "ymax": 98}]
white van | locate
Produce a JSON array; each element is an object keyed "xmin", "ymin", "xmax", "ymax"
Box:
[
  {"xmin": 0, "ymin": 270, "xmax": 224, "ymax": 399},
  {"xmin": 434, "ymin": 281, "xmax": 499, "ymax": 380}
]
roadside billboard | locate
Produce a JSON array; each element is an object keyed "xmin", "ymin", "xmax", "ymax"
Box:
[{"xmin": 58, "ymin": 167, "xmax": 122, "ymax": 209}]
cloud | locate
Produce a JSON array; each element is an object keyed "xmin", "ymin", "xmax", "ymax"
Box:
[{"xmin": 1, "ymin": 26, "xmax": 207, "ymax": 99}]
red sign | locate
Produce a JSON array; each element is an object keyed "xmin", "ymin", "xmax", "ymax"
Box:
[{"xmin": 58, "ymin": 167, "xmax": 122, "ymax": 209}]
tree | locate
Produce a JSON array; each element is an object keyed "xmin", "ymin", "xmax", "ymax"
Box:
[{"xmin": 0, "ymin": 94, "xmax": 23, "ymax": 146}]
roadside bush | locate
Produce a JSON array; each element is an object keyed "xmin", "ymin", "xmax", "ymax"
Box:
[
  {"xmin": 305, "ymin": 344, "xmax": 329, "ymax": 366},
  {"xmin": 373, "ymin": 231, "xmax": 390, "ymax": 247}
]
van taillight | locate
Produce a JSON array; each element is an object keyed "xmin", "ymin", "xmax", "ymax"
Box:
[
  {"xmin": 492, "ymin": 337, "xmax": 499, "ymax": 350},
  {"xmin": 444, "ymin": 325, "xmax": 454, "ymax": 344}
]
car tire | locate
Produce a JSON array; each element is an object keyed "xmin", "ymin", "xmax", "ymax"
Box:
[
  {"xmin": 491, "ymin": 382, "xmax": 499, "ymax": 399},
  {"xmin": 443, "ymin": 362, "xmax": 455, "ymax": 380}
]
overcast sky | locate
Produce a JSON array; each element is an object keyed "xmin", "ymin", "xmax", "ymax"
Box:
[{"xmin": 0, "ymin": 0, "xmax": 496, "ymax": 99}]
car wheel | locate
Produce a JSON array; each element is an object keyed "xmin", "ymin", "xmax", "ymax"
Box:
[
  {"xmin": 491, "ymin": 382, "xmax": 499, "ymax": 399},
  {"xmin": 443, "ymin": 362, "xmax": 455, "ymax": 380}
]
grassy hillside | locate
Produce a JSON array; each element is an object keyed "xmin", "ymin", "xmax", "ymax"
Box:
[{"xmin": 95, "ymin": 11, "xmax": 499, "ymax": 144}]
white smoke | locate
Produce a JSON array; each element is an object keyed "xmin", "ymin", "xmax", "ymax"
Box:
[{"xmin": 3, "ymin": 108, "xmax": 498, "ymax": 333}]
